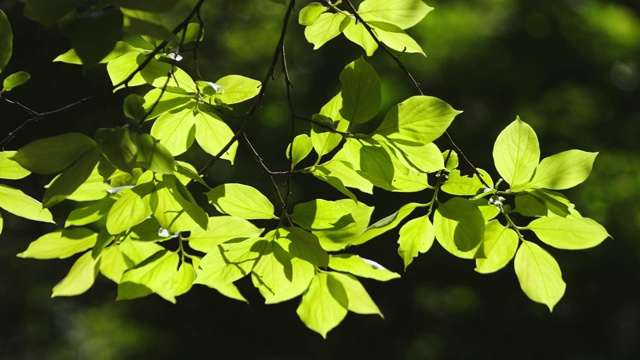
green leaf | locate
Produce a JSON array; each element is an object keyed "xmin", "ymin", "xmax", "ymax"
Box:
[
  {"xmin": 153, "ymin": 175, "xmax": 208, "ymax": 232},
  {"xmin": 123, "ymin": 94, "xmax": 146, "ymax": 122},
  {"xmin": 106, "ymin": 182, "xmax": 154, "ymax": 234},
  {"xmin": 12, "ymin": 133, "xmax": 96, "ymax": 174},
  {"xmin": 529, "ymin": 150, "xmax": 598, "ymax": 190},
  {"xmin": 434, "ymin": 197, "xmax": 485, "ymax": 258},
  {"xmin": 492, "ymin": 117, "xmax": 540, "ymax": 191},
  {"xmin": 140, "ymin": 58, "xmax": 196, "ymax": 93},
  {"xmin": 108, "ymin": 0, "xmax": 179, "ymax": 12},
  {"xmin": 514, "ymin": 241, "xmax": 566, "ymax": 311},
  {"xmin": 304, "ymin": 13, "xmax": 350, "ymax": 50},
  {"xmin": 265, "ymin": 257, "xmax": 314, "ymax": 304},
  {"xmin": 54, "ymin": 40, "xmax": 140, "ymax": 64},
  {"xmin": 52, "ymin": 251, "xmax": 100, "ymax": 297},
  {"xmin": 374, "ymin": 96, "xmax": 462, "ymax": 143},
  {"xmin": 278, "ymin": 227, "xmax": 329, "ymax": 267},
  {"xmin": 142, "ymin": 88, "xmax": 192, "ymax": 120},
  {"xmin": 0, "ymin": 184, "xmax": 54, "ymax": 223},
  {"xmin": 150, "ymin": 107, "xmax": 196, "ymax": 156},
  {"xmin": 99, "ymin": 246, "xmax": 129, "ymax": 283},
  {"xmin": 296, "ymin": 273, "xmax": 348, "ymax": 338},
  {"xmin": 314, "ymin": 158, "xmax": 373, "ymax": 194},
  {"xmin": 311, "ymin": 93, "xmax": 349, "ymax": 158},
  {"xmin": 165, "ymin": 262, "xmax": 195, "ymax": 298},
  {"xmin": 65, "ymin": 197, "xmax": 115, "ymax": 227},
  {"xmin": 107, "ymin": 51, "xmax": 147, "ymax": 87},
  {"xmin": 376, "ymin": 136, "xmax": 444, "ymax": 173},
  {"xmin": 0, "ymin": 151, "xmax": 30, "ymax": 179},
  {"xmin": 339, "ymin": 57, "xmax": 381, "ymax": 124},
  {"xmin": 342, "ymin": 138, "xmax": 395, "ymax": 190},
  {"xmin": 195, "ymin": 238, "xmax": 267, "ymax": 286},
  {"xmin": 208, "ymin": 282, "xmax": 248, "ymax": 303},
  {"xmin": 206, "ymin": 183, "xmax": 277, "ymax": 220},
  {"xmin": 310, "ymin": 166, "xmax": 358, "ymax": 201},
  {"xmin": 17, "ymin": 228, "xmax": 96, "ymax": 259},
  {"xmin": 95, "ymin": 127, "xmax": 138, "ymax": 173},
  {"xmin": 527, "ymin": 215, "xmax": 610, "ymax": 250},
  {"xmin": 299, "ymin": 2, "xmax": 328, "ymax": 26},
  {"xmin": 251, "ymin": 241, "xmax": 294, "ymax": 303},
  {"xmin": 194, "ymin": 110, "xmax": 237, "ymax": 163},
  {"xmin": 329, "ymin": 254, "xmax": 400, "ymax": 281},
  {"xmin": 2, "ymin": 71, "xmax": 30, "ymax": 92},
  {"xmin": 356, "ymin": 202, "xmax": 427, "ymax": 245},
  {"xmin": 314, "ymin": 200, "xmax": 374, "ymax": 251},
  {"xmin": 330, "ymin": 272, "xmax": 382, "ymax": 316},
  {"xmin": 370, "ymin": 22, "xmax": 425, "ymax": 56},
  {"xmin": 343, "ymin": 21, "xmax": 378, "ymax": 56},
  {"xmin": 65, "ymin": 164, "xmax": 110, "ymax": 202},
  {"xmin": 287, "ymin": 134, "xmax": 312, "ymax": 168},
  {"xmin": 0, "ymin": 213, "xmax": 3, "ymax": 235},
  {"xmin": 514, "ymin": 193, "xmax": 548, "ymax": 217},
  {"xmin": 443, "ymin": 149, "xmax": 459, "ymax": 170},
  {"xmin": 43, "ymin": 149, "xmax": 101, "ymax": 208},
  {"xmin": 121, "ymin": 9, "xmax": 175, "ymax": 41},
  {"xmin": 397, "ymin": 214, "xmax": 434, "ymax": 269},
  {"xmin": 475, "ymin": 221, "xmax": 518, "ymax": 274},
  {"xmin": 135, "ymin": 134, "xmax": 176, "ymax": 174},
  {"xmin": 442, "ymin": 168, "xmax": 493, "ymax": 196},
  {"xmin": 528, "ymin": 189, "xmax": 571, "ymax": 217},
  {"xmin": 60, "ymin": 8, "xmax": 123, "ymax": 68},
  {"xmin": 0, "ymin": 9, "xmax": 12, "ymax": 74},
  {"xmin": 118, "ymin": 250, "xmax": 181, "ymax": 302},
  {"xmin": 291, "ymin": 199, "xmax": 352, "ymax": 230},
  {"xmin": 187, "ymin": 216, "xmax": 263, "ymax": 253},
  {"xmin": 359, "ymin": 0, "xmax": 433, "ymax": 30},
  {"xmin": 209, "ymin": 75, "xmax": 262, "ymax": 105}
]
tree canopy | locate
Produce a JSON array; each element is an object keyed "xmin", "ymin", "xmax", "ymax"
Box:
[{"xmin": 1, "ymin": 0, "xmax": 637, "ymax": 358}]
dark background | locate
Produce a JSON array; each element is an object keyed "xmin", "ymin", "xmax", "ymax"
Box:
[{"xmin": 1, "ymin": 0, "xmax": 639, "ymax": 359}]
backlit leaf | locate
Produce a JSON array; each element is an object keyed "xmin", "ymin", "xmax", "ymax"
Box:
[
  {"xmin": 296, "ymin": 273, "xmax": 348, "ymax": 338},
  {"xmin": 52, "ymin": 251, "xmax": 100, "ymax": 297},
  {"xmin": 206, "ymin": 183, "xmax": 277, "ymax": 220},
  {"xmin": 17, "ymin": 228, "xmax": 96, "ymax": 259},
  {"xmin": 359, "ymin": 0, "xmax": 433, "ymax": 30},
  {"xmin": 304, "ymin": 12, "xmax": 350, "ymax": 50},
  {"xmin": 194, "ymin": 110, "xmax": 237, "ymax": 163},
  {"xmin": 330, "ymin": 272, "xmax": 382, "ymax": 316},
  {"xmin": 527, "ymin": 215, "xmax": 609, "ymax": 250},
  {"xmin": 292, "ymin": 199, "xmax": 352, "ymax": 230},
  {"xmin": 514, "ymin": 241, "xmax": 566, "ymax": 312},
  {"xmin": 106, "ymin": 182, "xmax": 154, "ymax": 234},
  {"xmin": 187, "ymin": 216, "xmax": 263, "ymax": 253},
  {"xmin": 2, "ymin": 71, "xmax": 30, "ymax": 92},
  {"xmin": 0, "ymin": 151, "xmax": 30, "ymax": 179},
  {"xmin": 118, "ymin": 250, "xmax": 180, "ymax": 302},
  {"xmin": 356, "ymin": 202, "xmax": 427, "ymax": 246},
  {"xmin": 43, "ymin": 149, "xmax": 101, "ymax": 208},
  {"xmin": 492, "ymin": 117, "xmax": 539, "ymax": 191},
  {"xmin": 314, "ymin": 200, "xmax": 374, "ymax": 251},
  {"xmin": 397, "ymin": 214, "xmax": 434, "ymax": 269},
  {"xmin": 475, "ymin": 221, "xmax": 518, "ymax": 274},
  {"xmin": 12, "ymin": 133, "xmax": 96, "ymax": 174},
  {"xmin": 529, "ymin": 150, "xmax": 598, "ymax": 190},
  {"xmin": 375, "ymin": 96, "xmax": 461, "ymax": 143},
  {"xmin": 339, "ymin": 57, "xmax": 381, "ymax": 124},
  {"xmin": 299, "ymin": 2, "xmax": 327, "ymax": 26},
  {"xmin": 210, "ymin": 75, "xmax": 261, "ymax": 105},
  {"xmin": 150, "ymin": 107, "xmax": 196, "ymax": 156},
  {"xmin": 195, "ymin": 238, "xmax": 267, "ymax": 286},
  {"xmin": 329, "ymin": 254, "xmax": 400, "ymax": 281},
  {"xmin": 371, "ymin": 22, "xmax": 425, "ymax": 56},
  {"xmin": 251, "ymin": 241, "xmax": 294, "ymax": 303},
  {"xmin": 434, "ymin": 197, "xmax": 485, "ymax": 258},
  {"xmin": 287, "ymin": 134, "xmax": 312, "ymax": 168},
  {"xmin": 442, "ymin": 168, "xmax": 493, "ymax": 196},
  {"xmin": 0, "ymin": 184, "xmax": 54, "ymax": 223},
  {"xmin": 343, "ymin": 21, "xmax": 378, "ymax": 56}
]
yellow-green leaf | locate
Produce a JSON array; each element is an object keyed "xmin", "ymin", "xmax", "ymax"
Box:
[
  {"xmin": 18, "ymin": 228, "xmax": 96, "ymax": 259},
  {"xmin": 52, "ymin": 251, "xmax": 100, "ymax": 297},
  {"xmin": 514, "ymin": 241, "xmax": 566, "ymax": 312}
]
